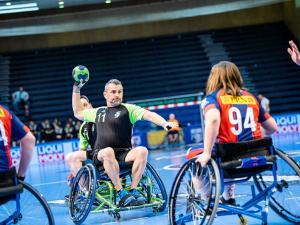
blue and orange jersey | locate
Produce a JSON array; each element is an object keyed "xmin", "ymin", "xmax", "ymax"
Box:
[
  {"xmin": 0, "ymin": 104, "xmax": 29, "ymax": 171},
  {"xmin": 201, "ymin": 89, "xmax": 270, "ymax": 143}
]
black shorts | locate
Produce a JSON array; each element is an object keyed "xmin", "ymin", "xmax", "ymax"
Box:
[{"xmin": 92, "ymin": 148, "xmax": 131, "ymax": 166}]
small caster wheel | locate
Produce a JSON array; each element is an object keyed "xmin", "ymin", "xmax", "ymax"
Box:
[
  {"xmin": 238, "ymin": 214, "xmax": 248, "ymax": 225},
  {"xmin": 113, "ymin": 212, "xmax": 121, "ymax": 220}
]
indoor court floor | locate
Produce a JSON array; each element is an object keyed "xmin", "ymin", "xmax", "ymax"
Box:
[{"xmin": 19, "ymin": 133, "xmax": 300, "ymax": 225}]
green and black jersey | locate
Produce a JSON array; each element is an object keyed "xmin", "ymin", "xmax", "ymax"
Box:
[
  {"xmin": 79, "ymin": 121, "xmax": 97, "ymax": 159},
  {"xmin": 79, "ymin": 121, "xmax": 97, "ymax": 150},
  {"xmin": 82, "ymin": 103, "xmax": 145, "ymax": 149}
]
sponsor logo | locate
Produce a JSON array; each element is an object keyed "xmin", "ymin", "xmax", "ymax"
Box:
[
  {"xmin": 114, "ymin": 111, "xmax": 121, "ymax": 118},
  {"xmin": 274, "ymin": 114, "xmax": 300, "ymax": 134},
  {"xmin": 37, "ymin": 144, "xmax": 64, "ymax": 164},
  {"xmin": 220, "ymin": 95, "xmax": 256, "ymax": 105}
]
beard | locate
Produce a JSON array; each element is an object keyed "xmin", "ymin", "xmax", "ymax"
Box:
[{"xmin": 111, "ymin": 98, "xmax": 122, "ymax": 106}]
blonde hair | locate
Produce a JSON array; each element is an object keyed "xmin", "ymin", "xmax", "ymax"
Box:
[{"xmin": 206, "ymin": 61, "xmax": 244, "ymax": 96}]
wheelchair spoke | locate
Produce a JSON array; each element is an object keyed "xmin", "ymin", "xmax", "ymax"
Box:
[
  {"xmin": 254, "ymin": 149, "xmax": 300, "ymax": 223},
  {"xmin": 169, "ymin": 159, "xmax": 220, "ymax": 225}
]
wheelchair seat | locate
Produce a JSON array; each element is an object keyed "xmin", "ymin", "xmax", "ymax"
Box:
[
  {"xmin": 0, "ymin": 167, "xmax": 23, "ymax": 205},
  {"xmin": 215, "ymin": 137, "xmax": 276, "ymax": 179}
]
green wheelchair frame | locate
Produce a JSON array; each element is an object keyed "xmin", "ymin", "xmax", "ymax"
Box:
[{"xmin": 69, "ymin": 161, "xmax": 167, "ymax": 225}]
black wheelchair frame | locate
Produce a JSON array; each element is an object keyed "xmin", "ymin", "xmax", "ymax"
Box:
[
  {"xmin": 0, "ymin": 167, "xmax": 55, "ymax": 225},
  {"xmin": 168, "ymin": 137, "xmax": 300, "ymax": 225},
  {"xmin": 68, "ymin": 160, "xmax": 168, "ymax": 225}
]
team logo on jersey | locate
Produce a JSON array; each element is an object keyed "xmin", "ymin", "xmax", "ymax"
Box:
[
  {"xmin": 114, "ymin": 111, "xmax": 121, "ymax": 118},
  {"xmin": 220, "ymin": 95, "xmax": 256, "ymax": 105}
]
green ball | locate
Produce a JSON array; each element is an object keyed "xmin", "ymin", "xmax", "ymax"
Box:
[{"xmin": 72, "ymin": 65, "xmax": 89, "ymax": 82}]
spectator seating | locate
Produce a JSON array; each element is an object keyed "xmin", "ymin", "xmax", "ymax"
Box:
[{"xmin": 6, "ymin": 22, "xmax": 299, "ymax": 125}]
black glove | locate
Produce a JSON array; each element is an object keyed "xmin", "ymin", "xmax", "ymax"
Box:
[{"xmin": 163, "ymin": 122, "xmax": 173, "ymax": 131}]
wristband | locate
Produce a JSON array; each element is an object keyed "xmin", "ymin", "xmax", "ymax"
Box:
[{"xmin": 73, "ymin": 85, "xmax": 81, "ymax": 93}]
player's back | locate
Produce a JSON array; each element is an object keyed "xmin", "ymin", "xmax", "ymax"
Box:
[
  {"xmin": 204, "ymin": 89, "xmax": 270, "ymax": 143},
  {"xmin": 0, "ymin": 105, "xmax": 29, "ymax": 171}
]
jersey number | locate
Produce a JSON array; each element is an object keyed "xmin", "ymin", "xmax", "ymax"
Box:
[
  {"xmin": 228, "ymin": 107, "xmax": 256, "ymax": 135},
  {"xmin": 0, "ymin": 120, "xmax": 8, "ymax": 146}
]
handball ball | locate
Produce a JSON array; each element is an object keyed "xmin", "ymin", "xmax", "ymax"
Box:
[{"xmin": 72, "ymin": 65, "xmax": 89, "ymax": 82}]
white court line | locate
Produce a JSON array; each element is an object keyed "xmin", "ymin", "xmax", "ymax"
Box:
[
  {"xmin": 155, "ymin": 153, "xmax": 186, "ymax": 161},
  {"xmin": 163, "ymin": 164, "xmax": 181, "ymax": 171},
  {"xmin": 287, "ymin": 150, "xmax": 300, "ymax": 157},
  {"xmin": 32, "ymin": 180, "xmax": 66, "ymax": 187}
]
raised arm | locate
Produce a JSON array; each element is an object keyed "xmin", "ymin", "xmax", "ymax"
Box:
[
  {"xmin": 72, "ymin": 66, "xmax": 89, "ymax": 120},
  {"xmin": 72, "ymin": 90, "xmax": 84, "ymax": 120}
]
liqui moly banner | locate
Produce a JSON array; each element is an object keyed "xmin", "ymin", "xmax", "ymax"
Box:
[
  {"xmin": 273, "ymin": 113, "xmax": 300, "ymax": 135},
  {"xmin": 11, "ymin": 139, "xmax": 79, "ymax": 166}
]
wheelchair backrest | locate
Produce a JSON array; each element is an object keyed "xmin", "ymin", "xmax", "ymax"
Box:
[{"xmin": 215, "ymin": 137, "xmax": 274, "ymax": 179}]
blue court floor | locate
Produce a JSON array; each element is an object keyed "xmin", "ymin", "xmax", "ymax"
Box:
[{"xmin": 24, "ymin": 133, "xmax": 300, "ymax": 225}]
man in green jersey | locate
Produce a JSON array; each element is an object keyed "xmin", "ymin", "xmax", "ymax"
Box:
[{"xmin": 72, "ymin": 78, "xmax": 174, "ymax": 207}]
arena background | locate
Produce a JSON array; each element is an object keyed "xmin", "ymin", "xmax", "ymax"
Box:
[{"xmin": 1, "ymin": 0, "xmax": 300, "ymax": 225}]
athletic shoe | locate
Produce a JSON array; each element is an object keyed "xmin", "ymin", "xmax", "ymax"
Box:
[
  {"xmin": 130, "ymin": 189, "xmax": 147, "ymax": 205},
  {"xmin": 118, "ymin": 189, "xmax": 136, "ymax": 207}
]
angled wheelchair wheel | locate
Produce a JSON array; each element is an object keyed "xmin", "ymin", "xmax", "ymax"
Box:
[
  {"xmin": 0, "ymin": 181, "xmax": 55, "ymax": 225},
  {"xmin": 168, "ymin": 158, "xmax": 221, "ymax": 225},
  {"xmin": 254, "ymin": 148, "xmax": 300, "ymax": 224},
  {"xmin": 69, "ymin": 164, "xmax": 97, "ymax": 225},
  {"xmin": 142, "ymin": 162, "xmax": 168, "ymax": 212}
]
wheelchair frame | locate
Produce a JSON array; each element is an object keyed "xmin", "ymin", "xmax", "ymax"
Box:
[
  {"xmin": 168, "ymin": 138, "xmax": 300, "ymax": 225},
  {"xmin": 0, "ymin": 168, "xmax": 55, "ymax": 225},
  {"xmin": 69, "ymin": 161, "xmax": 167, "ymax": 225}
]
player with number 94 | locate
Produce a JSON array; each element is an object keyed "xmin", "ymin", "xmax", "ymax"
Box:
[{"xmin": 186, "ymin": 61, "xmax": 278, "ymax": 203}]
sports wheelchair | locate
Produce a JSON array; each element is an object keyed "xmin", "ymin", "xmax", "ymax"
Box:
[
  {"xmin": 168, "ymin": 137, "xmax": 300, "ymax": 225},
  {"xmin": 68, "ymin": 160, "xmax": 167, "ymax": 225},
  {"xmin": 0, "ymin": 167, "xmax": 55, "ymax": 225}
]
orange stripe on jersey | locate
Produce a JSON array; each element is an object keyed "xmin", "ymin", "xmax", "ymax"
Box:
[{"xmin": 23, "ymin": 125, "xmax": 30, "ymax": 133}]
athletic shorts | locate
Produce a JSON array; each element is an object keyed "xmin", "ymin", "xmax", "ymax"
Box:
[{"xmin": 92, "ymin": 148, "xmax": 131, "ymax": 166}]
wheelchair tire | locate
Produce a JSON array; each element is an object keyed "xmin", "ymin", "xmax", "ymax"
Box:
[
  {"xmin": 143, "ymin": 162, "xmax": 168, "ymax": 212},
  {"xmin": 254, "ymin": 148, "xmax": 300, "ymax": 224},
  {"xmin": 168, "ymin": 158, "xmax": 221, "ymax": 225},
  {"xmin": 0, "ymin": 181, "xmax": 55, "ymax": 225},
  {"xmin": 69, "ymin": 164, "xmax": 97, "ymax": 225}
]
